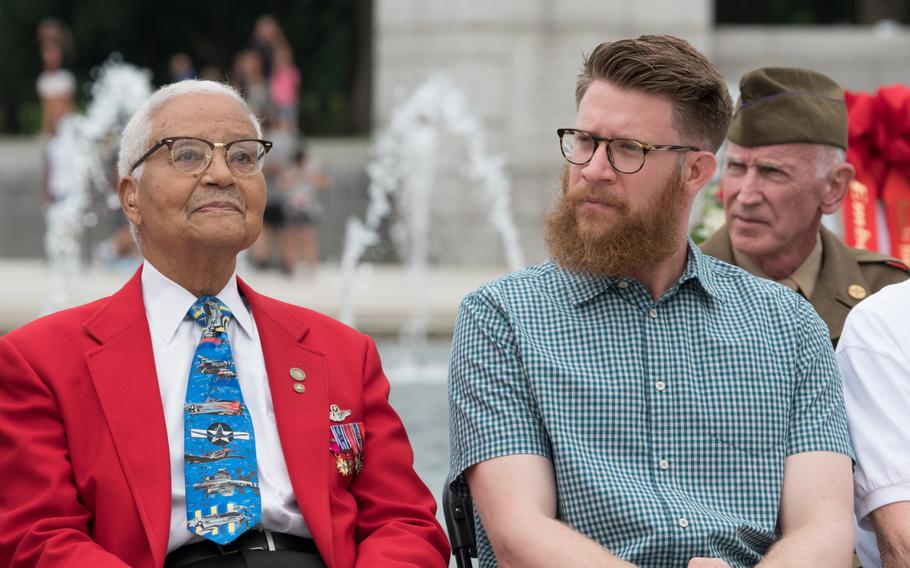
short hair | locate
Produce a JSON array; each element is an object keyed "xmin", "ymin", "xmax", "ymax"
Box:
[
  {"xmin": 117, "ymin": 80, "xmax": 262, "ymax": 179},
  {"xmin": 814, "ymin": 144, "xmax": 847, "ymax": 178},
  {"xmin": 575, "ymin": 35, "xmax": 733, "ymax": 153}
]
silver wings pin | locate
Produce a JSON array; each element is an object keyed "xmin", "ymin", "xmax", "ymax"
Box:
[{"xmin": 329, "ymin": 404, "xmax": 352, "ymax": 422}]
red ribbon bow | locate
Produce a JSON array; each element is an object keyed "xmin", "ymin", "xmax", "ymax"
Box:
[{"xmin": 845, "ymin": 85, "xmax": 910, "ymax": 264}]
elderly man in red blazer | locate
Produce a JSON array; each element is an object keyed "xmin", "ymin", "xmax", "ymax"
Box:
[{"xmin": 0, "ymin": 80, "xmax": 449, "ymax": 568}]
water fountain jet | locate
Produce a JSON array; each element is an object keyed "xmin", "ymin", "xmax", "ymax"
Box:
[
  {"xmin": 43, "ymin": 56, "xmax": 152, "ymax": 312},
  {"xmin": 339, "ymin": 74, "xmax": 524, "ymax": 381}
]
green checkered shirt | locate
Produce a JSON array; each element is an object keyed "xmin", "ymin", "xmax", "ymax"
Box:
[{"xmin": 448, "ymin": 241, "xmax": 853, "ymax": 567}]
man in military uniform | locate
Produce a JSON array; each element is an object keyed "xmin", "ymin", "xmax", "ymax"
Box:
[{"xmin": 702, "ymin": 67, "xmax": 908, "ymax": 346}]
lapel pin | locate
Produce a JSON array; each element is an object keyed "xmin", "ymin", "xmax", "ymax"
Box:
[
  {"xmin": 290, "ymin": 368, "xmax": 306, "ymax": 381},
  {"xmin": 329, "ymin": 404, "xmax": 352, "ymax": 422},
  {"xmin": 293, "ymin": 383, "xmax": 306, "ymax": 394}
]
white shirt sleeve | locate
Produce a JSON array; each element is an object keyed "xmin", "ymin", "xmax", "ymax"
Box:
[{"xmin": 837, "ymin": 281, "xmax": 910, "ymax": 523}]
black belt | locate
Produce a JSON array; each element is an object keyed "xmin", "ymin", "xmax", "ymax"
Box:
[{"xmin": 165, "ymin": 530, "xmax": 321, "ymax": 568}]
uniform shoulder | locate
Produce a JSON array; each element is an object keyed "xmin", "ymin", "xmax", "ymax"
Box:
[
  {"xmin": 851, "ymin": 247, "xmax": 910, "ymax": 272},
  {"xmin": 850, "ymin": 247, "xmax": 910, "ymax": 292}
]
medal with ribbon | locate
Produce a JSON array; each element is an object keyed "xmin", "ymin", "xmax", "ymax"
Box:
[{"xmin": 329, "ymin": 422, "xmax": 365, "ymax": 476}]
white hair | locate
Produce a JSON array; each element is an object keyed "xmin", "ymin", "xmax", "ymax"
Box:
[
  {"xmin": 815, "ymin": 144, "xmax": 847, "ymax": 178},
  {"xmin": 116, "ymin": 80, "xmax": 262, "ymax": 179}
]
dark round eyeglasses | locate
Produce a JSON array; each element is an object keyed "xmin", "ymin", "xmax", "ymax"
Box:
[
  {"xmin": 557, "ymin": 128, "xmax": 699, "ymax": 174},
  {"xmin": 130, "ymin": 137, "xmax": 273, "ymax": 176}
]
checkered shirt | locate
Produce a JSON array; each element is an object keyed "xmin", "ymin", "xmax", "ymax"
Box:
[{"xmin": 448, "ymin": 241, "xmax": 853, "ymax": 568}]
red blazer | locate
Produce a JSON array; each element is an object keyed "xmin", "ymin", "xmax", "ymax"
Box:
[{"xmin": 0, "ymin": 269, "xmax": 449, "ymax": 568}]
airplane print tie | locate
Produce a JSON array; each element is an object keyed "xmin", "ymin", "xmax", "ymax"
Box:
[{"xmin": 184, "ymin": 296, "xmax": 261, "ymax": 544}]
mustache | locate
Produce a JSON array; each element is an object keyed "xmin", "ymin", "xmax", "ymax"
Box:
[
  {"xmin": 564, "ymin": 190, "xmax": 628, "ymax": 211},
  {"xmin": 189, "ymin": 189, "xmax": 245, "ymax": 210},
  {"xmin": 558, "ymin": 175, "xmax": 628, "ymax": 213}
]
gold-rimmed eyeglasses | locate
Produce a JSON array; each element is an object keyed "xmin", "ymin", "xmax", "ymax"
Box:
[
  {"xmin": 130, "ymin": 136, "xmax": 273, "ymax": 176},
  {"xmin": 557, "ymin": 128, "xmax": 699, "ymax": 174}
]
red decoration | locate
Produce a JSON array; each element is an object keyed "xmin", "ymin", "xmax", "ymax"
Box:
[{"xmin": 845, "ymin": 85, "xmax": 910, "ymax": 265}]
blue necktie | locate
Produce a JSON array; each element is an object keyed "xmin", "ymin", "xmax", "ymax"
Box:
[{"xmin": 184, "ymin": 296, "xmax": 261, "ymax": 544}]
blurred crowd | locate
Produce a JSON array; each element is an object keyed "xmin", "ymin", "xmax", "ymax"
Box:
[
  {"xmin": 39, "ymin": 14, "xmax": 331, "ymax": 279},
  {"xmin": 234, "ymin": 15, "xmax": 332, "ymax": 278}
]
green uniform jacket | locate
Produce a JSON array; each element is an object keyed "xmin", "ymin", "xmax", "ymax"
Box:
[{"xmin": 701, "ymin": 225, "xmax": 910, "ymax": 346}]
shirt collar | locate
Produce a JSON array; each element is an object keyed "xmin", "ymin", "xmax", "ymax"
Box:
[
  {"xmin": 556, "ymin": 238, "xmax": 724, "ymax": 306},
  {"xmin": 683, "ymin": 240, "xmax": 725, "ymax": 303},
  {"xmin": 731, "ymin": 233, "xmax": 822, "ymax": 298},
  {"xmin": 141, "ymin": 260, "xmax": 254, "ymax": 345}
]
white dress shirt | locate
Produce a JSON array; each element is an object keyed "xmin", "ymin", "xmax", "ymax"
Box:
[
  {"xmin": 837, "ymin": 279, "xmax": 910, "ymax": 568},
  {"xmin": 141, "ymin": 261, "xmax": 310, "ymax": 553}
]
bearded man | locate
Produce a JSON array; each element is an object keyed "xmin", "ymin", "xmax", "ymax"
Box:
[{"xmin": 447, "ymin": 35, "xmax": 855, "ymax": 568}]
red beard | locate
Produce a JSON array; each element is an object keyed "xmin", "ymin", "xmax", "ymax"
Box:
[{"xmin": 544, "ymin": 165, "xmax": 688, "ymax": 277}]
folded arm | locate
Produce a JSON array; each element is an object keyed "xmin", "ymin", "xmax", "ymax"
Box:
[
  {"xmin": 870, "ymin": 504, "xmax": 910, "ymax": 568},
  {"xmin": 467, "ymin": 454, "xmax": 634, "ymax": 568},
  {"xmin": 756, "ymin": 451, "xmax": 854, "ymax": 567},
  {"xmin": 754, "ymin": 300, "xmax": 855, "ymax": 566}
]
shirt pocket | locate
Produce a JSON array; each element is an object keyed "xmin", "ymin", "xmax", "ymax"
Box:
[{"xmin": 695, "ymin": 347, "xmax": 791, "ymax": 455}]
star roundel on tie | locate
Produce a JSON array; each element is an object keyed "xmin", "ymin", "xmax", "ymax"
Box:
[{"xmin": 184, "ymin": 295, "xmax": 261, "ymax": 544}]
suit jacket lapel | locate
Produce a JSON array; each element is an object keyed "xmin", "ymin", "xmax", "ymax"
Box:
[
  {"xmin": 240, "ymin": 280, "xmax": 334, "ymax": 565},
  {"xmin": 83, "ymin": 268, "xmax": 172, "ymax": 567}
]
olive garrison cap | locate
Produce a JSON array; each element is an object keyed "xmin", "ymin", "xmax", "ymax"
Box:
[{"xmin": 728, "ymin": 67, "xmax": 848, "ymax": 149}]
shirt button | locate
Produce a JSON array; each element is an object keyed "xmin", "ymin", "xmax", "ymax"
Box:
[
  {"xmin": 655, "ymin": 381, "xmax": 666, "ymax": 392},
  {"xmin": 659, "ymin": 459, "xmax": 669, "ymax": 470},
  {"xmin": 618, "ymin": 281, "xmax": 629, "ymax": 289},
  {"xmin": 648, "ymin": 308, "xmax": 658, "ymax": 319},
  {"xmin": 679, "ymin": 517, "xmax": 689, "ymax": 529}
]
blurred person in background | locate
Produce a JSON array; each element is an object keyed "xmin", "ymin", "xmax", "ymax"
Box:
[
  {"xmin": 36, "ymin": 17, "xmax": 75, "ymax": 67},
  {"xmin": 169, "ymin": 52, "xmax": 197, "ymax": 82},
  {"xmin": 36, "ymin": 18, "xmax": 76, "ymax": 205},
  {"xmin": 269, "ymin": 44, "xmax": 301, "ymax": 132},
  {"xmin": 234, "ymin": 49, "xmax": 270, "ymax": 126},
  {"xmin": 199, "ymin": 66, "xmax": 224, "ymax": 82},
  {"xmin": 246, "ymin": 13, "xmax": 302, "ymax": 274},
  {"xmin": 37, "ymin": 40, "xmax": 74, "ymax": 135},
  {"xmin": 251, "ymin": 14, "xmax": 287, "ymax": 79},
  {"xmin": 278, "ymin": 145, "xmax": 331, "ymax": 277},
  {"xmin": 250, "ymin": 126, "xmax": 296, "ymax": 274}
]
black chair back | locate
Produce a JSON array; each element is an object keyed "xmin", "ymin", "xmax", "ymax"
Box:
[{"xmin": 442, "ymin": 473, "xmax": 477, "ymax": 568}]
